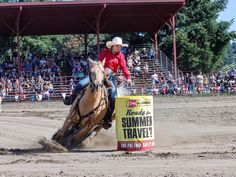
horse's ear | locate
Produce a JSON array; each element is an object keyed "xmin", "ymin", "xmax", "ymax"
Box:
[{"xmin": 88, "ymin": 58, "xmax": 96, "ymax": 67}]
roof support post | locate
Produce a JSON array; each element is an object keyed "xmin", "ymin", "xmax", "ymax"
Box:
[
  {"xmin": 96, "ymin": 4, "xmax": 106, "ymax": 57},
  {"xmin": 16, "ymin": 6, "xmax": 22, "ymax": 77},
  {"xmin": 170, "ymin": 16, "xmax": 177, "ymax": 80}
]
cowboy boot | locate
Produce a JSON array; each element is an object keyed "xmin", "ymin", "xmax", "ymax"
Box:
[
  {"xmin": 103, "ymin": 112, "xmax": 112, "ymax": 129},
  {"xmin": 103, "ymin": 100, "xmax": 115, "ymax": 129},
  {"xmin": 63, "ymin": 91, "xmax": 78, "ymax": 105}
]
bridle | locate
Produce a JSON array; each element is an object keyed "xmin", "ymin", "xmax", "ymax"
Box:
[{"xmin": 88, "ymin": 65, "xmax": 105, "ymax": 91}]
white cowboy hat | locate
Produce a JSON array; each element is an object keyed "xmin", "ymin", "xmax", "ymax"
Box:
[{"xmin": 106, "ymin": 37, "xmax": 128, "ymax": 49}]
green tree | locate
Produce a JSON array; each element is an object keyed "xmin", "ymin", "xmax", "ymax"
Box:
[
  {"xmin": 159, "ymin": 0, "xmax": 235, "ymax": 73},
  {"xmin": 20, "ymin": 35, "xmax": 66, "ymax": 55},
  {"xmin": 0, "ymin": 37, "xmax": 11, "ymax": 63}
]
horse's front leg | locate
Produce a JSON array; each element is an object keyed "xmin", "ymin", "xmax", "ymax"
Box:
[
  {"xmin": 52, "ymin": 110, "xmax": 79, "ymax": 142},
  {"xmin": 52, "ymin": 115, "xmax": 73, "ymax": 142}
]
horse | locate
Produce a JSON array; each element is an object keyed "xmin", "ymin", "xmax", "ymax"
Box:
[{"xmin": 52, "ymin": 58, "xmax": 112, "ymax": 150}]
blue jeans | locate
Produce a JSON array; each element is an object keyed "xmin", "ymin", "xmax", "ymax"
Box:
[
  {"xmin": 74, "ymin": 75, "xmax": 117, "ymax": 119},
  {"xmin": 188, "ymin": 84, "xmax": 194, "ymax": 94},
  {"xmin": 74, "ymin": 76, "xmax": 90, "ymax": 93}
]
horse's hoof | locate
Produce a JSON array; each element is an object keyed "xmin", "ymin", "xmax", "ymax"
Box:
[{"xmin": 38, "ymin": 137, "xmax": 68, "ymax": 153}]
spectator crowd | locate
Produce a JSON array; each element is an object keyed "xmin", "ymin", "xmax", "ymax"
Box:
[
  {"xmin": 0, "ymin": 51, "xmax": 96, "ymax": 101},
  {"xmin": 0, "ymin": 47, "xmax": 235, "ymax": 102}
]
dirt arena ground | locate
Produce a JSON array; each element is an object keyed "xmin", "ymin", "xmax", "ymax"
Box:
[{"xmin": 0, "ymin": 95, "xmax": 236, "ymax": 177}]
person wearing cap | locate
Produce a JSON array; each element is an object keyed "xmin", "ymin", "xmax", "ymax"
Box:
[{"xmin": 63, "ymin": 37, "xmax": 132, "ymax": 129}]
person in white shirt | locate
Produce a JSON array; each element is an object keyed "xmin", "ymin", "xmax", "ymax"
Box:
[{"xmin": 151, "ymin": 71, "xmax": 160, "ymax": 85}]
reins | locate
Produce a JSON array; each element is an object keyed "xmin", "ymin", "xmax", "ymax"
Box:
[{"xmin": 77, "ymin": 86, "xmax": 108, "ymax": 120}]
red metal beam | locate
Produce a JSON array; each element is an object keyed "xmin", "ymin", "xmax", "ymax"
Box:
[
  {"xmin": 171, "ymin": 16, "xmax": 177, "ymax": 80},
  {"xmin": 0, "ymin": 19, "xmax": 17, "ymax": 34},
  {"xmin": 16, "ymin": 6, "xmax": 22, "ymax": 76},
  {"xmin": 96, "ymin": 4, "xmax": 106, "ymax": 56},
  {"xmin": 0, "ymin": 1, "xmax": 185, "ymax": 36},
  {"xmin": 0, "ymin": 1, "xmax": 185, "ymax": 8},
  {"xmin": 80, "ymin": 17, "xmax": 96, "ymax": 32},
  {"xmin": 19, "ymin": 19, "xmax": 34, "ymax": 34}
]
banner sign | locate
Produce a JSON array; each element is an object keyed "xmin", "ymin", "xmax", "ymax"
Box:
[{"xmin": 116, "ymin": 96, "xmax": 155, "ymax": 151}]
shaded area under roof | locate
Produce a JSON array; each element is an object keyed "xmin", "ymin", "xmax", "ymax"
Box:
[{"xmin": 0, "ymin": 0, "xmax": 185, "ymax": 36}]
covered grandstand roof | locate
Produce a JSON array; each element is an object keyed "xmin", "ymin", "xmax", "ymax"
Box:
[{"xmin": 0, "ymin": 0, "xmax": 185, "ymax": 36}]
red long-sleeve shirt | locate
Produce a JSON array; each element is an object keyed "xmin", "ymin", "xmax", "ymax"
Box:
[{"xmin": 99, "ymin": 49, "xmax": 131, "ymax": 80}]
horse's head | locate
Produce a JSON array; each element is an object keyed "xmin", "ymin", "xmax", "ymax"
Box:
[{"xmin": 88, "ymin": 58, "xmax": 111, "ymax": 91}]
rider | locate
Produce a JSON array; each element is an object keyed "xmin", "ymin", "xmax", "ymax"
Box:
[{"xmin": 63, "ymin": 37, "xmax": 132, "ymax": 129}]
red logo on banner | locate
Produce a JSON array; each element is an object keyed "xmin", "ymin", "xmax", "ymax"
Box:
[{"xmin": 127, "ymin": 100, "xmax": 137, "ymax": 107}]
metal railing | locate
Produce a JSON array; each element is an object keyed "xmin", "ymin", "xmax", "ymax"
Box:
[{"xmin": 134, "ymin": 44, "xmax": 184, "ymax": 78}]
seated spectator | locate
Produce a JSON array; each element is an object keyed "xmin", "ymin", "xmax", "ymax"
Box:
[
  {"xmin": 148, "ymin": 48, "xmax": 155, "ymax": 60},
  {"xmin": 172, "ymin": 81, "xmax": 180, "ymax": 95},
  {"xmin": 19, "ymin": 74, "xmax": 25, "ymax": 83},
  {"xmin": 19, "ymin": 85, "xmax": 27, "ymax": 101},
  {"xmin": 126, "ymin": 55, "xmax": 133, "ymax": 71},
  {"xmin": 151, "ymin": 71, "xmax": 160, "ymax": 86},
  {"xmin": 132, "ymin": 51, "xmax": 142, "ymax": 77},
  {"xmin": 14, "ymin": 95, "xmax": 20, "ymax": 102},
  {"xmin": 6, "ymin": 79, "xmax": 13, "ymax": 94},
  {"xmin": 132, "ymin": 50, "xmax": 140, "ymax": 63},
  {"xmin": 140, "ymin": 48, "xmax": 148, "ymax": 59},
  {"xmin": 151, "ymin": 84, "xmax": 159, "ymax": 95},
  {"xmin": 36, "ymin": 92, "xmax": 43, "ymax": 102},
  {"xmin": 166, "ymin": 71, "xmax": 174, "ymax": 84},
  {"xmin": 143, "ymin": 62, "xmax": 149, "ymax": 76},
  {"xmin": 160, "ymin": 77, "xmax": 167, "ymax": 95},
  {"xmin": 38, "ymin": 75, "xmax": 45, "ymax": 91},
  {"xmin": 13, "ymin": 79, "xmax": 20, "ymax": 94},
  {"xmin": 133, "ymin": 66, "xmax": 142, "ymax": 77},
  {"xmin": 48, "ymin": 82, "xmax": 54, "ymax": 96}
]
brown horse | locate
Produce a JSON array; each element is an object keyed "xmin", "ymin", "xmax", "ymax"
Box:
[{"xmin": 52, "ymin": 58, "xmax": 112, "ymax": 149}]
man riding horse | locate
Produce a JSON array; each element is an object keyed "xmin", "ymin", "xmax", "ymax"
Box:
[{"xmin": 64, "ymin": 37, "xmax": 132, "ymax": 129}]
